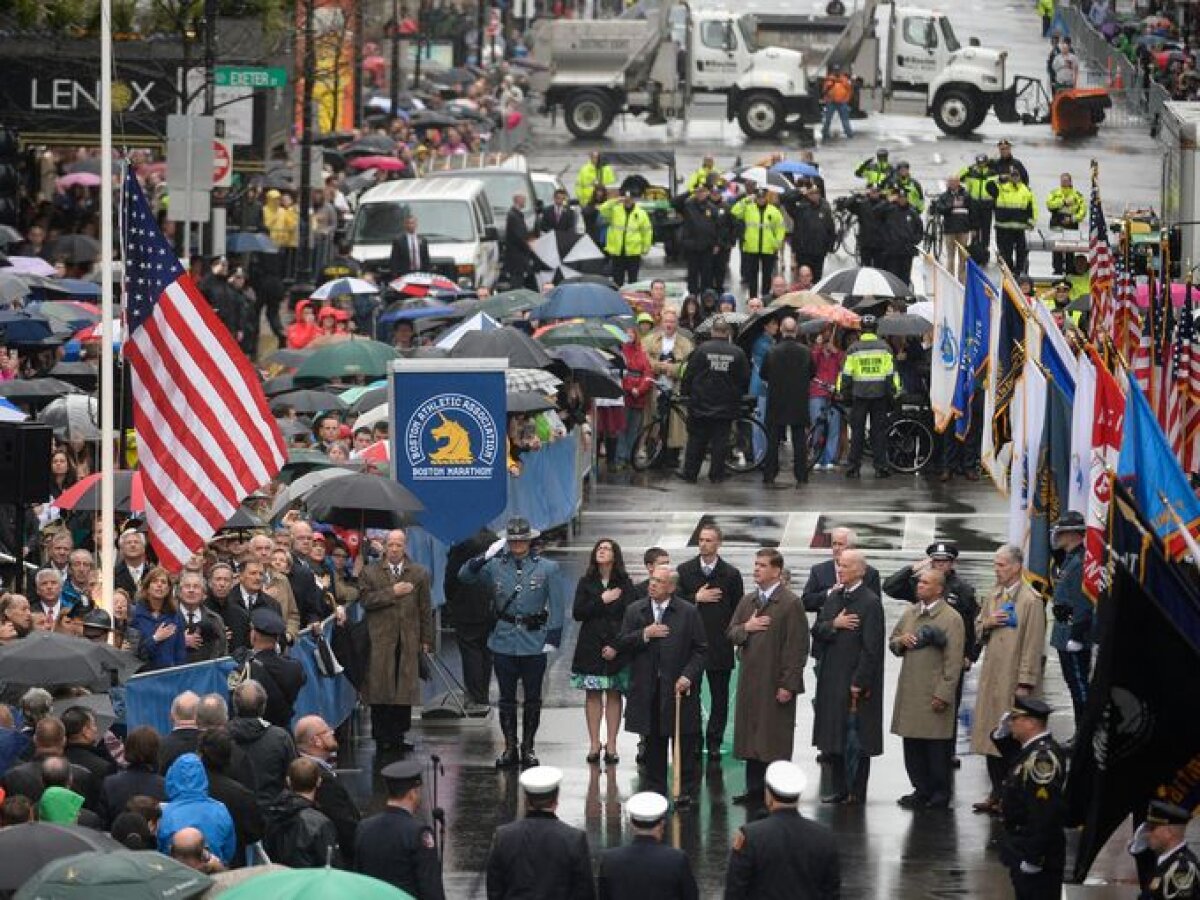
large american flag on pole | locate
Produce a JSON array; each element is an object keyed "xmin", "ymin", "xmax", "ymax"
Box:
[
  {"xmin": 1087, "ymin": 162, "xmax": 1115, "ymax": 347},
  {"xmin": 121, "ymin": 167, "xmax": 285, "ymax": 570}
]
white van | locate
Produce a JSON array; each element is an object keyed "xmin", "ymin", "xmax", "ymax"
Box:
[{"xmin": 350, "ymin": 178, "xmax": 501, "ymax": 290}]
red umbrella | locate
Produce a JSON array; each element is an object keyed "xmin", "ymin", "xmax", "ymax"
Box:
[
  {"xmin": 797, "ymin": 304, "xmax": 861, "ymax": 329},
  {"xmin": 348, "ymin": 155, "xmax": 405, "ymax": 172},
  {"xmin": 388, "ymin": 272, "xmax": 459, "ymax": 297},
  {"xmin": 55, "ymin": 471, "xmax": 146, "ymax": 514}
]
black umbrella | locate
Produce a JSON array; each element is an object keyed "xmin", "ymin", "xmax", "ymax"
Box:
[
  {"xmin": 0, "ymin": 631, "xmax": 129, "ymax": 688},
  {"xmin": 877, "ymin": 313, "xmax": 934, "ymax": 338},
  {"xmin": 304, "ymin": 472, "xmax": 423, "ymax": 530},
  {"xmin": 0, "ymin": 824, "xmax": 124, "ymax": 891},
  {"xmin": 269, "ymin": 389, "xmax": 348, "ymax": 415},
  {"xmin": 343, "ymin": 134, "xmax": 397, "ymax": 156},
  {"xmin": 427, "ymin": 67, "xmax": 477, "ymax": 86},
  {"xmin": 450, "ymin": 326, "xmax": 553, "ymax": 368},
  {"xmin": 218, "ymin": 506, "xmax": 266, "ymax": 533},
  {"xmin": 48, "ymin": 361, "xmax": 100, "ymax": 389},
  {"xmin": 410, "ymin": 112, "xmax": 461, "ymax": 130},
  {"xmin": 46, "ymin": 235, "xmax": 101, "ymax": 265},
  {"xmin": 275, "ymin": 418, "xmax": 314, "ymax": 440},
  {"xmin": 262, "ymin": 374, "xmax": 298, "ymax": 397},
  {"xmin": 547, "ymin": 345, "xmax": 624, "ymax": 400},
  {"xmin": 277, "ymin": 449, "xmax": 340, "ymax": 484},
  {"xmin": 734, "ymin": 308, "xmax": 789, "ymax": 353},
  {"xmin": 347, "ymin": 385, "xmax": 388, "ymax": 414},
  {"xmin": 0, "ymin": 378, "xmax": 83, "ymax": 404}
]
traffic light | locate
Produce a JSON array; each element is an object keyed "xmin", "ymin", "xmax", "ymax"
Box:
[{"xmin": 0, "ymin": 126, "xmax": 18, "ymax": 227}]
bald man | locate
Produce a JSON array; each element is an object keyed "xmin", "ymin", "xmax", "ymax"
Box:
[
  {"xmin": 801, "ymin": 528, "xmax": 881, "ymax": 613},
  {"xmin": 288, "ymin": 519, "xmax": 331, "ymax": 626}
]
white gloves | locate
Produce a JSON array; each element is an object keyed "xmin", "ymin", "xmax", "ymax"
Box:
[
  {"xmin": 485, "ymin": 538, "xmax": 506, "ymax": 560},
  {"xmin": 542, "ymin": 643, "xmax": 556, "ymax": 654},
  {"xmin": 1065, "ymin": 640, "xmax": 1083, "ymax": 652}
]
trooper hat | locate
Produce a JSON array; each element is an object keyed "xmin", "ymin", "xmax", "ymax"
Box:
[
  {"xmin": 926, "ymin": 541, "xmax": 960, "ymax": 560},
  {"xmin": 504, "ymin": 517, "xmax": 540, "ymax": 542},
  {"xmin": 1146, "ymin": 800, "xmax": 1193, "ymax": 827},
  {"xmin": 1053, "ymin": 510, "xmax": 1086, "ymax": 533},
  {"xmin": 249, "ymin": 607, "xmax": 286, "ymax": 637},
  {"xmin": 1008, "ymin": 696, "xmax": 1053, "ymax": 720}
]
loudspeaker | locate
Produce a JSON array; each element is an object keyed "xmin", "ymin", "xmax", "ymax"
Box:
[{"xmin": 0, "ymin": 423, "xmax": 53, "ymax": 505}]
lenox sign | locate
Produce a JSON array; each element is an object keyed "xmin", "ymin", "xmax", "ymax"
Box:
[{"xmin": 28, "ymin": 78, "xmax": 158, "ymax": 113}]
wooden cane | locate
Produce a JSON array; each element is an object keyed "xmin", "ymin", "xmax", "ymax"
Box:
[{"xmin": 672, "ymin": 688, "xmax": 683, "ymax": 803}]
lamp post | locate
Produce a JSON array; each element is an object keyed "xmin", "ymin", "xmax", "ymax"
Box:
[{"xmin": 295, "ymin": 0, "xmax": 317, "ymax": 291}]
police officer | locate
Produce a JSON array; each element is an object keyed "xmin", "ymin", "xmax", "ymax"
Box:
[
  {"xmin": 1048, "ymin": 511, "xmax": 1091, "ymax": 739},
  {"xmin": 675, "ymin": 182, "xmax": 721, "ymax": 295},
  {"xmin": 840, "ymin": 183, "xmax": 889, "ymax": 269},
  {"xmin": 838, "ymin": 313, "xmax": 900, "ymax": 479},
  {"xmin": 243, "ymin": 607, "xmax": 306, "ymax": 729},
  {"xmin": 783, "ymin": 182, "xmax": 836, "ymax": 281},
  {"xmin": 883, "ymin": 541, "xmax": 979, "ymax": 658},
  {"xmin": 855, "ymin": 147, "xmax": 893, "ymax": 188},
  {"xmin": 731, "ymin": 188, "xmax": 785, "ymax": 299},
  {"xmin": 1129, "ymin": 801, "xmax": 1200, "ymax": 900},
  {"xmin": 996, "ymin": 697, "xmax": 1068, "ymax": 900},
  {"xmin": 988, "ymin": 166, "xmax": 1037, "ymax": 275},
  {"xmin": 992, "ymin": 138, "xmax": 1030, "ymax": 185},
  {"xmin": 679, "ymin": 317, "xmax": 750, "ymax": 484},
  {"xmin": 458, "ymin": 518, "xmax": 566, "ymax": 769},
  {"xmin": 723, "ymin": 761, "xmax": 841, "ymax": 900},
  {"xmin": 960, "ymin": 153, "xmax": 998, "ymax": 263},
  {"xmin": 1045, "ymin": 173, "xmax": 1086, "ymax": 274},
  {"xmin": 575, "ymin": 151, "xmax": 615, "ymax": 207},
  {"xmin": 486, "ymin": 766, "xmax": 595, "ymax": 900},
  {"xmin": 354, "ymin": 759, "xmax": 445, "ymax": 900},
  {"xmin": 886, "ymin": 161, "xmax": 925, "ymax": 213},
  {"xmin": 597, "ymin": 792, "xmax": 699, "ymax": 900},
  {"xmin": 686, "ymin": 155, "xmax": 718, "ymax": 192},
  {"xmin": 709, "ymin": 181, "xmax": 736, "ymax": 293},
  {"xmin": 600, "ymin": 191, "xmax": 654, "ymax": 287},
  {"xmin": 882, "ymin": 189, "xmax": 925, "ymax": 286}
]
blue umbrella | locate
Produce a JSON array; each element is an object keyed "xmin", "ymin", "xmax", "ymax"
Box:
[
  {"xmin": 226, "ymin": 231, "xmax": 279, "ymax": 254},
  {"xmin": 47, "ymin": 279, "xmax": 100, "ymax": 298},
  {"xmin": 533, "ymin": 282, "xmax": 631, "ymax": 321},
  {"xmin": 378, "ymin": 304, "xmax": 460, "ymax": 324},
  {"xmin": 0, "ymin": 311, "xmax": 55, "ymax": 343},
  {"xmin": 770, "ymin": 160, "xmax": 820, "ymax": 178}
]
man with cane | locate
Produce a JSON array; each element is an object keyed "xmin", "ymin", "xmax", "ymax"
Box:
[{"xmin": 618, "ymin": 565, "xmax": 707, "ymax": 807}]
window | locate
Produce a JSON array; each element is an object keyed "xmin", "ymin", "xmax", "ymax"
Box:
[
  {"xmin": 902, "ymin": 16, "xmax": 936, "ymax": 49},
  {"xmin": 700, "ymin": 21, "xmax": 733, "ymax": 51},
  {"xmin": 940, "ymin": 18, "xmax": 961, "ymax": 53}
]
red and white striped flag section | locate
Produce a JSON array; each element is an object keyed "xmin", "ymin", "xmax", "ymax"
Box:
[
  {"xmin": 1082, "ymin": 348, "xmax": 1126, "ymax": 602},
  {"xmin": 121, "ymin": 167, "xmax": 286, "ymax": 570},
  {"xmin": 1086, "ymin": 162, "xmax": 1116, "ymax": 347},
  {"xmin": 1183, "ymin": 281, "xmax": 1200, "ymax": 472},
  {"xmin": 1132, "ymin": 266, "xmax": 1156, "ymax": 395},
  {"xmin": 1166, "ymin": 280, "xmax": 1195, "ymax": 463},
  {"xmin": 1112, "ymin": 259, "xmax": 1141, "ymax": 364}
]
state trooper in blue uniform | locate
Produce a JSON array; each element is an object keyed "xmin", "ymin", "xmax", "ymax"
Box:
[{"xmin": 459, "ymin": 517, "xmax": 566, "ymax": 769}]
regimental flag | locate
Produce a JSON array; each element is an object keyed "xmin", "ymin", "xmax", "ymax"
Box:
[
  {"xmin": 1029, "ymin": 380, "xmax": 1072, "ymax": 600},
  {"xmin": 1010, "ymin": 352, "xmax": 1046, "ymax": 553},
  {"xmin": 925, "ymin": 253, "xmax": 966, "ymax": 432},
  {"xmin": 1069, "ymin": 351, "xmax": 1096, "ymax": 515},
  {"xmin": 1083, "ymin": 349, "xmax": 1125, "ymax": 601},
  {"xmin": 1112, "ymin": 258, "xmax": 1141, "ymax": 365},
  {"xmin": 1066, "ymin": 540, "xmax": 1200, "ymax": 882},
  {"xmin": 121, "ymin": 167, "xmax": 286, "ymax": 570},
  {"xmin": 1087, "ymin": 162, "xmax": 1116, "ymax": 348},
  {"xmin": 1117, "ymin": 370, "xmax": 1200, "ymax": 561},
  {"xmin": 1032, "ymin": 297, "xmax": 1077, "ymax": 402},
  {"xmin": 952, "ymin": 258, "xmax": 993, "ymax": 441},
  {"xmin": 985, "ymin": 270, "xmax": 1028, "ymax": 489}
]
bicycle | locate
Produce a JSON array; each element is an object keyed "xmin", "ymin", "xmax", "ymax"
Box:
[
  {"xmin": 805, "ymin": 381, "xmax": 935, "ymax": 474},
  {"xmin": 831, "ymin": 202, "xmax": 860, "ymax": 262},
  {"xmin": 922, "ymin": 213, "xmax": 944, "ymax": 262},
  {"xmin": 631, "ymin": 391, "xmax": 768, "ymax": 474}
]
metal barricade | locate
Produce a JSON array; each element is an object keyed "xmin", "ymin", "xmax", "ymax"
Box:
[{"xmin": 1060, "ymin": 3, "xmax": 1154, "ymax": 130}]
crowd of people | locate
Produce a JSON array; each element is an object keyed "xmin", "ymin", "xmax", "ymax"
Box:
[{"xmin": 1075, "ymin": 0, "xmax": 1200, "ymax": 101}]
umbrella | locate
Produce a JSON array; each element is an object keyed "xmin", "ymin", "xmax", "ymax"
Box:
[
  {"xmin": 276, "ymin": 449, "xmax": 341, "ymax": 486},
  {"xmin": 0, "ymin": 631, "xmax": 130, "ymax": 689},
  {"xmin": 770, "ymin": 160, "xmax": 821, "ymax": 178},
  {"xmin": 815, "ymin": 266, "xmax": 912, "ymax": 299},
  {"xmin": 797, "ymin": 304, "xmax": 861, "ymax": 329},
  {"xmin": 0, "ymin": 378, "xmax": 83, "ymax": 403},
  {"xmin": 38, "ymin": 301, "xmax": 101, "ymax": 328},
  {"xmin": 477, "ymin": 288, "xmax": 542, "ymax": 320},
  {"xmin": 0, "ymin": 224, "xmax": 21, "ymax": 246},
  {"xmin": 507, "ymin": 391, "xmax": 555, "ymax": 413},
  {"xmin": 270, "ymin": 389, "xmax": 348, "ymax": 414},
  {"xmin": 349, "ymin": 155, "xmax": 405, "ymax": 172},
  {"xmin": 275, "ymin": 418, "xmax": 314, "ymax": 440},
  {"xmin": 436, "ymin": 312, "xmax": 501, "ymax": 349},
  {"xmin": 304, "ymin": 472, "xmax": 423, "ymax": 530},
  {"xmin": 878, "ymin": 313, "xmax": 933, "ymax": 338},
  {"xmin": 506, "ymin": 368, "xmax": 561, "ymax": 394},
  {"xmin": 427, "ymin": 67, "xmax": 477, "ymax": 86},
  {"xmin": 345, "ymin": 385, "xmax": 388, "ymax": 413},
  {"xmin": 38, "ymin": 394, "xmax": 101, "ymax": 440},
  {"xmin": 532, "ymin": 281, "xmax": 631, "ymax": 320},
  {"xmin": 338, "ymin": 381, "xmax": 387, "ymax": 406},
  {"xmin": 410, "ymin": 111, "xmax": 461, "ymax": 129},
  {"xmin": 51, "ymin": 279, "xmax": 102, "ymax": 299},
  {"xmin": 215, "ymin": 867, "xmax": 415, "ymax": 900},
  {"xmin": 378, "ymin": 304, "xmax": 461, "ymax": 324},
  {"xmin": 0, "ymin": 271, "xmax": 34, "ymax": 304},
  {"xmin": 8, "ymin": 256, "xmax": 57, "ymax": 276},
  {"xmin": 46, "ymin": 235, "xmax": 101, "ymax": 265},
  {"xmin": 311, "ymin": 277, "xmax": 380, "ymax": 300},
  {"xmin": 262, "ymin": 374, "xmax": 298, "ymax": 397},
  {"xmin": 225, "ymin": 232, "xmax": 278, "ymax": 254},
  {"xmin": 695, "ymin": 311, "xmax": 750, "ymax": 335},
  {"xmin": 50, "ymin": 693, "xmax": 116, "ymax": 732},
  {"xmin": 343, "ymin": 135, "xmax": 398, "ymax": 156},
  {"xmin": 546, "ymin": 345, "xmax": 623, "ymax": 400},
  {"xmin": 0, "ymin": 397, "xmax": 27, "ymax": 421},
  {"xmin": 0, "ymin": 311, "xmax": 55, "ymax": 343},
  {"xmin": 266, "ymin": 347, "xmax": 315, "ymax": 368},
  {"xmin": 48, "ymin": 361, "xmax": 100, "ymax": 390},
  {"xmin": 798, "ymin": 318, "xmax": 830, "ymax": 336},
  {"xmin": 55, "ymin": 470, "xmax": 145, "ymax": 514},
  {"xmin": 218, "ymin": 506, "xmax": 266, "ymax": 533},
  {"xmin": 450, "ymin": 327, "xmax": 553, "ymax": 368},
  {"xmin": 352, "ymin": 404, "xmax": 389, "ymax": 432},
  {"xmin": 0, "ymin": 825, "xmax": 124, "ymax": 892},
  {"xmin": 57, "ymin": 172, "xmax": 102, "ymax": 190},
  {"xmin": 199, "ymin": 865, "xmax": 292, "ymax": 898},
  {"xmin": 294, "ymin": 339, "xmax": 398, "ymax": 382},
  {"xmin": 726, "ymin": 165, "xmax": 790, "ymax": 192},
  {"xmin": 15, "ymin": 849, "xmax": 213, "ymax": 900},
  {"xmin": 534, "ymin": 320, "xmax": 626, "ymax": 350},
  {"xmin": 906, "ymin": 300, "xmax": 935, "ymax": 323},
  {"xmin": 389, "ymin": 272, "xmax": 460, "ymax": 297},
  {"xmin": 772, "ymin": 290, "xmax": 835, "ymax": 310}
]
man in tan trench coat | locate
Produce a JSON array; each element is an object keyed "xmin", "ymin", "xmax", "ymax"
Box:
[
  {"xmin": 641, "ymin": 306, "xmax": 694, "ymax": 457},
  {"xmin": 889, "ymin": 568, "xmax": 965, "ymax": 810},
  {"xmin": 727, "ymin": 548, "xmax": 810, "ymax": 807},
  {"xmin": 968, "ymin": 544, "xmax": 1046, "ymax": 814},
  {"xmin": 359, "ymin": 530, "xmax": 434, "ymax": 754}
]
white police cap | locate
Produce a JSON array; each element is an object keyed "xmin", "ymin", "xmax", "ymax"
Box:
[
  {"xmin": 765, "ymin": 761, "xmax": 807, "ymax": 800},
  {"xmin": 519, "ymin": 765, "xmax": 563, "ymax": 795},
  {"xmin": 626, "ymin": 791, "xmax": 669, "ymax": 825}
]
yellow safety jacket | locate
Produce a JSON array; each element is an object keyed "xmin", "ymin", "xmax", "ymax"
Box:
[
  {"xmin": 960, "ymin": 165, "xmax": 997, "ymax": 205},
  {"xmin": 730, "ymin": 198, "xmax": 785, "ymax": 255},
  {"xmin": 993, "ymin": 181, "xmax": 1036, "ymax": 230},
  {"xmin": 686, "ymin": 165, "xmax": 717, "ymax": 192},
  {"xmin": 855, "ymin": 158, "xmax": 892, "ymax": 187},
  {"xmin": 576, "ymin": 162, "xmax": 616, "ymax": 205},
  {"xmin": 889, "ymin": 175, "xmax": 925, "ymax": 213},
  {"xmin": 838, "ymin": 333, "xmax": 900, "ymax": 400},
  {"xmin": 1067, "ymin": 271, "xmax": 1090, "ymax": 301},
  {"xmin": 1037, "ymin": 0, "xmax": 1055, "ymax": 17},
  {"xmin": 1045, "ymin": 187, "xmax": 1085, "ymax": 226},
  {"xmin": 600, "ymin": 201, "xmax": 654, "ymax": 257}
]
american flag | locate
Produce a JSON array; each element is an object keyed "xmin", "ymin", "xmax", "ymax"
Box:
[
  {"xmin": 1165, "ymin": 285, "xmax": 1189, "ymax": 457},
  {"xmin": 121, "ymin": 167, "xmax": 285, "ymax": 570},
  {"xmin": 1087, "ymin": 165, "xmax": 1115, "ymax": 346},
  {"xmin": 1132, "ymin": 279, "xmax": 1154, "ymax": 395},
  {"xmin": 1112, "ymin": 259, "xmax": 1141, "ymax": 363},
  {"xmin": 1184, "ymin": 281, "xmax": 1200, "ymax": 472},
  {"xmin": 1157, "ymin": 270, "xmax": 1176, "ymax": 427}
]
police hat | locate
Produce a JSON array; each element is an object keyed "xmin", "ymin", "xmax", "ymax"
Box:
[
  {"xmin": 926, "ymin": 541, "xmax": 959, "ymax": 560},
  {"xmin": 1053, "ymin": 278, "xmax": 1071, "ymax": 290},
  {"xmin": 998, "ymin": 138, "xmax": 1013, "ymax": 147},
  {"xmin": 381, "ymin": 758, "xmax": 424, "ymax": 790},
  {"xmin": 875, "ymin": 147, "xmax": 889, "ymax": 157},
  {"xmin": 859, "ymin": 313, "xmax": 878, "ymax": 331},
  {"xmin": 626, "ymin": 791, "xmax": 669, "ymax": 826},
  {"xmin": 519, "ymin": 765, "xmax": 563, "ymax": 796},
  {"xmin": 1008, "ymin": 696, "xmax": 1053, "ymax": 720},
  {"xmin": 1146, "ymin": 800, "xmax": 1193, "ymax": 827},
  {"xmin": 1053, "ymin": 510, "xmax": 1086, "ymax": 533},
  {"xmin": 764, "ymin": 761, "xmax": 807, "ymax": 801},
  {"xmin": 974, "ymin": 152, "xmax": 989, "ymax": 164},
  {"xmin": 504, "ymin": 517, "xmax": 540, "ymax": 541},
  {"xmin": 249, "ymin": 607, "xmax": 286, "ymax": 637}
]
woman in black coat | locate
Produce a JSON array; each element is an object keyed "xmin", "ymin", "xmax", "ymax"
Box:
[
  {"xmin": 101, "ymin": 726, "xmax": 166, "ymax": 826},
  {"xmin": 571, "ymin": 538, "xmax": 635, "ymax": 765}
]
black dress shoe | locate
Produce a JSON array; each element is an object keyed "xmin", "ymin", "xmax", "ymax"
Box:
[
  {"xmin": 845, "ymin": 467, "xmax": 860, "ymax": 479},
  {"xmin": 732, "ymin": 792, "xmax": 756, "ymax": 805},
  {"xmin": 674, "ymin": 471, "xmax": 698, "ymax": 483},
  {"xmin": 821, "ymin": 792, "xmax": 849, "ymax": 804},
  {"xmin": 897, "ymin": 793, "xmax": 928, "ymax": 809},
  {"xmin": 874, "ymin": 468, "xmax": 891, "ymax": 478},
  {"xmin": 924, "ymin": 794, "xmax": 951, "ymax": 809}
]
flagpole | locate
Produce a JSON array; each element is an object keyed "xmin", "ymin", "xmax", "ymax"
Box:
[{"xmin": 99, "ymin": 0, "xmax": 116, "ymax": 610}]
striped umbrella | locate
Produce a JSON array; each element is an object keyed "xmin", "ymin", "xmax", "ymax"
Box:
[
  {"xmin": 506, "ymin": 368, "xmax": 562, "ymax": 393},
  {"xmin": 311, "ymin": 277, "xmax": 379, "ymax": 300},
  {"xmin": 814, "ymin": 266, "xmax": 912, "ymax": 299}
]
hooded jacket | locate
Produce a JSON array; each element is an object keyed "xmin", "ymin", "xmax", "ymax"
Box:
[
  {"xmin": 228, "ymin": 716, "xmax": 296, "ymax": 808},
  {"xmin": 158, "ymin": 753, "xmax": 237, "ymax": 865},
  {"xmin": 287, "ymin": 300, "xmax": 321, "ymax": 349},
  {"xmin": 37, "ymin": 785, "xmax": 84, "ymax": 824},
  {"xmin": 264, "ymin": 790, "xmax": 341, "ymax": 868}
]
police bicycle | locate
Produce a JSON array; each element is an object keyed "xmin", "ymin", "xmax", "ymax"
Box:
[
  {"xmin": 805, "ymin": 380, "xmax": 935, "ymax": 474},
  {"xmin": 831, "ymin": 196, "xmax": 861, "ymax": 262},
  {"xmin": 922, "ymin": 211, "xmax": 944, "ymax": 263},
  {"xmin": 630, "ymin": 390, "xmax": 768, "ymax": 473}
]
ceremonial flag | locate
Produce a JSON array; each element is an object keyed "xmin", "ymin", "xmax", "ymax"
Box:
[
  {"xmin": 1155, "ymin": 266, "xmax": 1175, "ymax": 425},
  {"xmin": 986, "ymin": 271, "xmax": 1028, "ymax": 489},
  {"xmin": 1132, "ymin": 267, "xmax": 1155, "ymax": 394},
  {"xmin": 925, "ymin": 253, "xmax": 965, "ymax": 432},
  {"xmin": 1087, "ymin": 163, "xmax": 1116, "ymax": 347},
  {"xmin": 1112, "ymin": 259, "xmax": 1141, "ymax": 364},
  {"xmin": 1182, "ymin": 281, "xmax": 1200, "ymax": 472},
  {"xmin": 1029, "ymin": 380, "xmax": 1072, "ymax": 600},
  {"xmin": 952, "ymin": 258, "xmax": 993, "ymax": 440},
  {"xmin": 1010, "ymin": 353, "xmax": 1046, "ymax": 551},
  {"xmin": 1069, "ymin": 351, "xmax": 1096, "ymax": 515},
  {"xmin": 121, "ymin": 168, "xmax": 286, "ymax": 570},
  {"xmin": 1117, "ymin": 371, "xmax": 1200, "ymax": 560},
  {"xmin": 1032, "ymin": 297, "xmax": 1077, "ymax": 402},
  {"xmin": 1165, "ymin": 279, "xmax": 1194, "ymax": 458},
  {"xmin": 1083, "ymin": 349, "xmax": 1125, "ymax": 601}
]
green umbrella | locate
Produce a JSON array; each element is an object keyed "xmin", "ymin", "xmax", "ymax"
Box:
[
  {"xmin": 216, "ymin": 867, "xmax": 414, "ymax": 900},
  {"xmin": 536, "ymin": 320, "xmax": 626, "ymax": 350},
  {"xmin": 477, "ymin": 288, "xmax": 541, "ymax": 320},
  {"xmin": 294, "ymin": 339, "xmax": 398, "ymax": 383},
  {"xmin": 15, "ymin": 850, "xmax": 213, "ymax": 900},
  {"xmin": 338, "ymin": 380, "xmax": 388, "ymax": 406}
]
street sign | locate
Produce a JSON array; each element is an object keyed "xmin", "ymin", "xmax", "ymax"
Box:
[
  {"xmin": 214, "ymin": 66, "xmax": 287, "ymax": 89},
  {"xmin": 213, "ymin": 138, "xmax": 232, "ymax": 188}
]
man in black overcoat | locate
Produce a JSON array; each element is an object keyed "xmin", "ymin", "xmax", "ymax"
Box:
[{"xmin": 760, "ymin": 316, "xmax": 813, "ymax": 486}]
